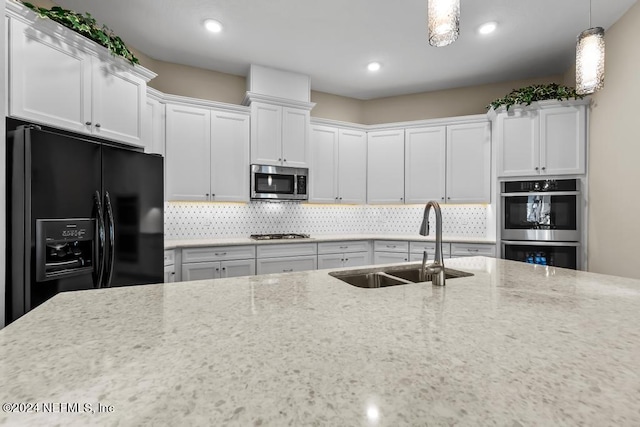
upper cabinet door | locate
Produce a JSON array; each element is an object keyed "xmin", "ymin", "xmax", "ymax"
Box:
[
  {"xmin": 446, "ymin": 122, "xmax": 491, "ymax": 203},
  {"xmin": 405, "ymin": 126, "xmax": 446, "ymax": 204},
  {"xmin": 539, "ymin": 105, "xmax": 586, "ymax": 176},
  {"xmin": 250, "ymin": 102, "xmax": 282, "ymax": 166},
  {"xmin": 165, "ymin": 103, "xmax": 211, "ymax": 201},
  {"xmin": 210, "ymin": 110, "xmax": 250, "ymax": 202},
  {"xmin": 367, "ymin": 130, "xmax": 405, "ymax": 204},
  {"xmin": 497, "ymin": 110, "xmax": 540, "ymax": 177},
  {"xmin": 91, "ymin": 58, "xmax": 145, "ymax": 146},
  {"xmin": 338, "ymin": 129, "xmax": 367, "ymax": 204},
  {"xmin": 9, "ymin": 18, "xmax": 91, "ymax": 133},
  {"xmin": 282, "ymin": 107, "xmax": 310, "ymax": 168},
  {"xmin": 310, "ymin": 125, "xmax": 339, "ymax": 203}
]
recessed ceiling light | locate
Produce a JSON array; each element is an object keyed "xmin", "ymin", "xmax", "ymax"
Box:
[
  {"xmin": 478, "ymin": 21, "xmax": 497, "ymax": 35},
  {"xmin": 204, "ymin": 19, "xmax": 223, "ymax": 33},
  {"xmin": 367, "ymin": 62, "xmax": 381, "ymax": 72}
]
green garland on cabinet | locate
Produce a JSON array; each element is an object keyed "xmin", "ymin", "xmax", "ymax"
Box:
[
  {"xmin": 487, "ymin": 83, "xmax": 584, "ymax": 111},
  {"xmin": 21, "ymin": 1, "xmax": 139, "ymax": 65}
]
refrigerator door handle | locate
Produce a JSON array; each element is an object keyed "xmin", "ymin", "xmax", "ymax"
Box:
[
  {"xmin": 104, "ymin": 191, "xmax": 116, "ymax": 287},
  {"xmin": 93, "ymin": 191, "xmax": 106, "ymax": 288}
]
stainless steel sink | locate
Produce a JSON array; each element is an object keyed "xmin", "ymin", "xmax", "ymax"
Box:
[{"xmin": 329, "ymin": 264, "xmax": 473, "ymax": 288}]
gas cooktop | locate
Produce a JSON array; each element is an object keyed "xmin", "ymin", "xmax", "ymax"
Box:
[{"xmin": 250, "ymin": 233, "xmax": 310, "ymax": 240}]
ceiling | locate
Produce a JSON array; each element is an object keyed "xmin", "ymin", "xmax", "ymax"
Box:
[{"xmin": 54, "ymin": 0, "xmax": 637, "ymax": 100}]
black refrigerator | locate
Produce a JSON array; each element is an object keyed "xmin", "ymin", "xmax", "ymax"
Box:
[{"xmin": 5, "ymin": 120, "xmax": 164, "ymax": 324}]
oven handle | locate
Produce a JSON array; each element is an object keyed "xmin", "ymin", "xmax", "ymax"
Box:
[
  {"xmin": 501, "ymin": 191, "xmax": 580, "ymax": 197},
  {"xmin": 501, "ymin": 240, "xmax": 580, "ymax": 247}
]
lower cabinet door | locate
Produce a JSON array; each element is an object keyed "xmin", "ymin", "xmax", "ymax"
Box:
[
  {"xmin": 181, "ymin": 261, "xmax": 222, "ymax": 281},
  {"xmin": 221, "ymin": 259, "xmax": 256, "ymax": 278},
  {"xmin": 317, "ymin": 254, "xmax": 345, "ymax": 270},
  {"xmin": 373, "ymin": 252, "xmax": 408, "ymax": 265},
  {"xmin": 164, "ymin": 265, "xmax": 176, "ymax": 283},
  {"xmin": 256, "ymin": 256, "xmax": 318, "ymax": 275},
  {"xmin": 343, "ymin": 252, "xmax": 370, "ymax": 267}
]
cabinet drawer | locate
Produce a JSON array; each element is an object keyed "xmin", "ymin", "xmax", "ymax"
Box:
[
  {"xmin": 409, "ymin": 241, "xmax": 451, "ymax": 256},
  {"xmin": 373, "ymin": 252, "xmax": 408, "ymax": 265},
  {"xmin": 450, "ymin": 243, "xmax": 496, "ymax": 257},
  {"xmin": 182, "ymin": 245, "xmax": 256, "ymax": 263},
  {"xmin": 374, "ymin": 240, "xmax": 409, "ymax": 253},
  {"xmin": 318, "ymin": 240, "xmax": 370, "ymax": 254},
  {"xmin": 256, "ymin": 243, "xmax": 317, "ymax": 258},
  {"xmin": 164, "ymin": 250, "xmax": 175, "ymax": 266},
  {"xmin": 256, "ymin": 255, "xmax": 317, "ymax": 275}
]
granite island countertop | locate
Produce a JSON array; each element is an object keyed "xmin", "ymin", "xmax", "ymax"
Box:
[{"xmin": 1, "ymin": 257, "xmax": 639, "ymax": 426}]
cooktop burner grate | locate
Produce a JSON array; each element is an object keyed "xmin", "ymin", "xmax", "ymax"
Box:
[{"xmin": 250, "ymin": 233, "xmax": 310, "ymax": 240}]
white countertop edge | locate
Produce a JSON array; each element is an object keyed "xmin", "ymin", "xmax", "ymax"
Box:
[{"xmin": 164, "ymin": 234, "xmax": 496, "ymax": 249}]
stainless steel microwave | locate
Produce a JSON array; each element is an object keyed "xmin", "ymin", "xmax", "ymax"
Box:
[{"xmin": 250, "ymin": 164, "xmax": 308, "ymax": 201}]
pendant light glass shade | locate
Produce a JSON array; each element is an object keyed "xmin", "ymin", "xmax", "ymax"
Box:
[
  {"xmin": 428, "ymin": 0, "xmax": 460, "ymax": 47},
  {"xmin": 576, "ymin": 27, "xmax": 605, "ymax": 94}
]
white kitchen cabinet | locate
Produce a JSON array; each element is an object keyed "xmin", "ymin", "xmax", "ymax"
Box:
[
  {"xmin": 367, "ymin": 130, "xmax": 405, "ymax": 204},
  {"xmin": 250, "ymin": 101, "xmax": 309, "ymax": 168},
  {"xmin": 318, "ymin": 252, "xmax": 370, "ymax": 269},
  {"xmin": 210, "ymin": 110, "xmax": 250, "ymax": 202},
  {"xmin": 317, "ymin": 240, "xmax": 371, "ymax": 269},
  {"xmin": 373, "ymin": 240, "xmax": 409, "ymax": 264},
  {"xmin": 181, "ymin": 245, "xmax": 256, "ymax": 281},
  {"xmin": 164, "ymin": 250, "xmax": 176, "ymax": 283},
  {"xmin": 256, "ymin": 242, "xmax": 317, "ymax": 274},
  {"xmin": 496, "ymin": 103, "xmax": 586, "ymax": 177},
  {"xmin": 165, "ymin": 103, "xmax": 249, "ymax": 202},
  {"xmin": 409, "ymin": 241, "xmax": 451, "ymax": 262},
  {"xmin": 450, "ymin": 243, "xmax": 496, "ymax": 258},
  {"xmin": 446, "ymin": 122, "xmax": 491, "ymax": 203},
  {"xmin": 256, "ymin": 256, "xmax": 317, "ymax": 275},
  {"xmin": 405, "ymin": 122, "xmax": 490, "ymax": 204},
  {"xmin": 182, "ymin": 259, "xmax": 256, "ymax": 281},
  {"xmin": 165, "ymin": 103, "xmax": 211, "ymax": 201},
  {"xmin": 405, "ymin": 126, "xmax": 446, "ymax": 203},
  {"xmin": 8, "ymin": 15, "xmax": 151, "ymax": 147},
  {"xmin": 310, "ymin": 125, "xmax": 367, "ymax": 204},
  {"xmin": 143, "ymin": 93, "xmax": 165, "ymax": 155}
]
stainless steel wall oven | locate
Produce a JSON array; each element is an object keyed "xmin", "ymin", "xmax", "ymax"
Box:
[{"xmin": 500, "ymin": 179, "xmax": 581, "ymax": 269}]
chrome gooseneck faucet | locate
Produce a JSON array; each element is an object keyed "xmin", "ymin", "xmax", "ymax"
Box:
[{"xmin": 419, "ymin": 201, "xmax": 445, "ymax": 286}]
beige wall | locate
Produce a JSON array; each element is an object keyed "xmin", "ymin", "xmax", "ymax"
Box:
[
  {"xmin": 587, "ymin": 1, "xmax": 640, "ymax": 279},
  {"xmin": 362, "ymin": 75, "xmax": 564, "ymax": 124},
  {"xmin": 310, "ymin": 91, "xmax": 365, "ymax": 123}
]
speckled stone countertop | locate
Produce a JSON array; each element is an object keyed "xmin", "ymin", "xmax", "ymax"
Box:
[
  {"xmin": 164, "ymin": 234, "xmax": 496, "ymax": 249},
  {"xmin": 1, "ymin": 257, "xmax": 639, "ymax": 426}
]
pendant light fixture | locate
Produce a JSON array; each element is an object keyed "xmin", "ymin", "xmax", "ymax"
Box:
[
  {"xmin": 575, "ymin": 0, "xmax": 605, "ymax": 94},
  {"xmin": 428, "ymin": 0, "xmax": 460, "ymax": 47}
]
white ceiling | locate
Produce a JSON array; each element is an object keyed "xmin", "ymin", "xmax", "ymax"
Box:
[{"xmin": 54, "ymin": 0, "xmax": 637, "ymax": 100}]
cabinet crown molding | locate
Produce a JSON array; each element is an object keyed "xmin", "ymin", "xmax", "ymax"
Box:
[
  {"xmin": 6, "ymin": 0, "xmax": 157, "ymax": 81},
  {"xmin": 243, "ymin": 91, "xmax": 316, "ymax": 110}
]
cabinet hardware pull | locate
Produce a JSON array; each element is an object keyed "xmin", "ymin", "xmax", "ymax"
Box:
[
  {"xmin": 541, "ymin": 167, "xmax": 546, "ymax": 171},
  {"xmin": 283, "ymin": 269, "xmax": 293, "ymax": 272},
  {"xmin": 283, "ymin": 159, "xmax": 287, "ymax": 162},
  {"xmin": 339, "ymin": 246, "xmax": 348, "ymax": 249},
  {"xmin": 447, "ymin": 197, "xmax": 451, "ymax": 200},
  {"xmin": 468, "ymin": 249, "xmax": 479, "ymax": 252},
  {"xmin": 278, "ymin": 158, "xmax": 282, "ymax": 161},
  {"xmin": 339, "ymin": 197, "xmax": 342, "ymax": 200},
  {"xmin": 95, "ymin": 123, "xmax": 101, "ymax": 128},
  {"xmin": 171, "ymin": 272, "xmax": 175, "ymax": 275},
  {"xmin": 206, "ymin": 193, "xmax": 209, "ymax": 197},
  {"xmin": 387, "ymin": 245, "xmax": 396, "ymax": 248},
  {"xmin": 535, "ymin": 167, "xmax": 539, "ymax": 171},
  {"xmin": 215, "ymin": 268, "xmax": 220, "ymax": 271},
  {"xmin": 85, "ymin": 121, "xmax": 92, "ymax": 126},
  {"xmin": 441, "ymin": 197, "xmax": 445, "ymax": 200},
  {"xmin": 222, "ymin": 267, "xmax": 226, "ymax": 270},
  {"xmin": 215, "ymin": 252, "xmax": 227, "ymax": 256}
]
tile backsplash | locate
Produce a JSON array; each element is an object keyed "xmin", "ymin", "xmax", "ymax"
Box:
[{"xmin": 165, "ymin": 202, "xmax": 489, "ymax": 240}]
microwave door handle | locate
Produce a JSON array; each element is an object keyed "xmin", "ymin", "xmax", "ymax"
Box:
[
  {"xmin": 93, "ymin": 191, "xmax": 106, "ymax": 288},
  {"xmin": 104, "ymin": 191, "xmax": 116, "ymax": 287}
]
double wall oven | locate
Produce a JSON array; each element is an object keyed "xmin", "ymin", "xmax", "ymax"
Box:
[{"xmin": 500, "ymin": 179, "xmax": 581, "ymax": 269}]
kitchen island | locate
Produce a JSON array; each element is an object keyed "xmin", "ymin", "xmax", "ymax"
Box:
[{"xmin": 1, "ymin": 257, "xmax": 639, "ymax": 426}]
